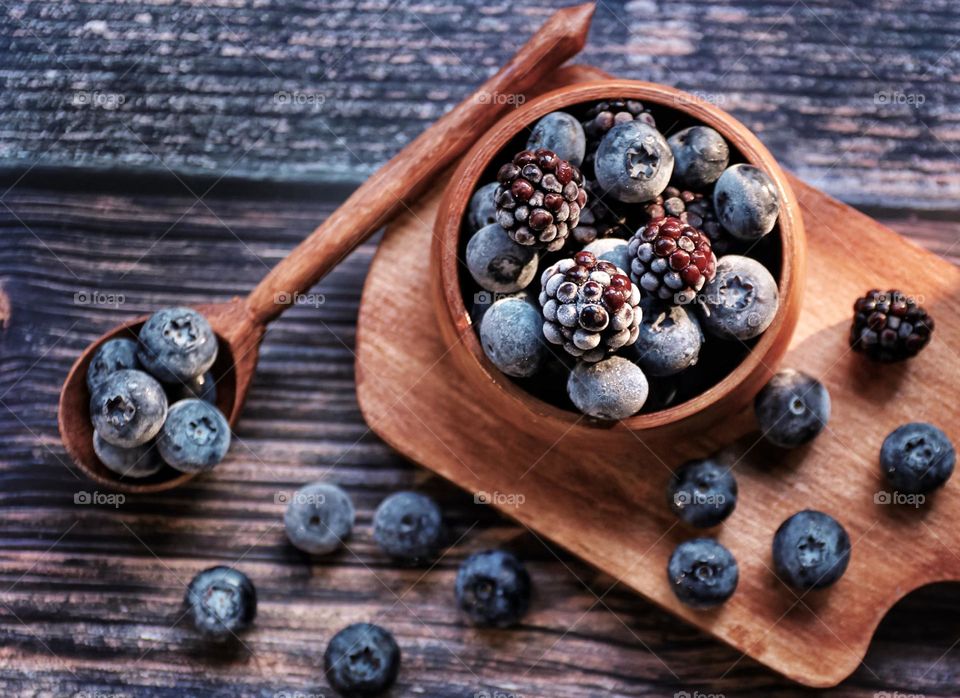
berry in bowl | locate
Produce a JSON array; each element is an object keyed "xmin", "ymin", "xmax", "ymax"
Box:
[{"xmin": 432, "ymin": 80, "xmax": 804, "ymax": 434}]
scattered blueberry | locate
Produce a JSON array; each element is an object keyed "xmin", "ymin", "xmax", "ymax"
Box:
[
  {"xmin": 284, "ymin": 482, "xmax": 356, "ymax": 555},
  {"xmin": 325, "ymin": 623, "xmax": 400, "ymax": 697},
  {"xmin": 583, "ymin": 236, "xmax": 631, "ymax": 273},
  {"xmin": 667, "ymin": 538, "xmax": 738, "ymax": 607},
  {"xmin": 713, "ymin": 164, "xmax": 780, "ymax": 240},
  {"xmin": 772, "ymin": 510, "xmax": 851, "ymax": 590},
  {"xmin": 156, "ymin": 398, "xmax": 230, "ymax": 473},
  {"xmin": 373, "ymin": 491, "xmax": 444, "ymax": 564},
  {"xmin": 466, "ymin": 223, "xmax": 539, "ymax": 293},
  {"xmin": 880, "ymin": 423, "xmax": 955, "ymax": 495},
  {"xmin": 89, "ymin": 369, "xmax": 168, "ymax": 448},
  {"xmin": 167, "ymin": 371, "xmax": 217, "ymax": 404},
  {"xmin": 755, "ymin": 370, "xmax": 830, "ymax": 448},
  {"xmin": 696, "ymin": 255, "xmax": 779, "ymax": 340},
  {"xmin": 137, "ymin": 307, "xmax": 218, "ymax": 384},
  {"xmin": 468, "ymin": 182, "xmax": 501, "ymax": 232},
  {"xmin": 86, "ymin": 338, "xmax": 141, "ymax": 390},
  {"xmin": 526, "ymin": 111, "xmax": 587, "ymax": 166},
  {"xmin": 595, "ymin": 120, "xmax": 673, "ymax": 203},
  {"xmin": 567, "ymin": 356, "xmax": 648, "ymax": 420},
  {"xmin": 630, "ymin": 299, "xmax": 703, "ymax": 376},
  {"xmin": 185, "ymin": 566, "xmax": 257, "ymax": 640},
  {"xmin": 92, "ymin": 432, "xmax": 163, "ymax": 478},
  {"xmin": 480, "ymin": 296, "xmax": 545, "ymax": 378},
  {"xmin": 667, "ymin": 458, "xmax": 737, "ymax": 528},
  {"xmin": 667, "ymin": 126, "xmax": 730, "ymax": 190},
  {"xmin": 455, "ymin": 549, "xmax": 531, "ymax": 627}
]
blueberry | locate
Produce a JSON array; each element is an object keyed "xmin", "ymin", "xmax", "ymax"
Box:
[
  {"xmin": 92, "ymin": 432, "xmax": 163, "ymax": 478},
  {"xmin": 89, "ymin": 369, "xmax": 168, "ymax": 448},
  {"xmin": 772, "ymin": 510, "xmax": 851, "ymax": 590},
  {"xmin": 567, "ymin": 356, "xmax": 648, "ymax": 420},
  {"xmin": 630, "ymin": 299, "xmax": 703, "ymax": 377},
  {"xmin": 167, "ymin": 371, "xmax": 217, "ymax": 404},
  {"xmin": 156, "ymin": 398, "xmax": 230, "ymax": 473},
  {"xmin": 185, "ymin": 566, "xmax": 257, "ymax": 640},
  {"xmin": 696, "ymin": 255, "xmax": 779, "ymax": 340},
  {"xmin": 455, "ymin": 549, "xmax": 531, "ymax": 627},
  {"xmin": 466, "ymin": 223, "xmax": 539, "ymax": 293},
  {"xmin": 526, "ymin": 111, "xmax": 586, "ymax": 166},
  {"xmin": 284, "ymin": 482, "xmax": 356, "ymax": 555},
  {"xmin": 468, "ymin": 182, "xmax": 500, "ymax": 232},
  {"xmin": 667, "ymin": 125, "xmax": 730, "ymax": 190},
  {"xmin": 324, "ymin": 623, "xmax": 400, "ymax": 697},
  {"xmin": 137, "ymin": 307, "xmax": 218, "ymax": 383},
  {"xmin": 479, "ymin": 296, "xmax": 545, "ymax": 378},
  {"xmin": 86, "ymin": 338, "xmax": 141, "ymax": 390},
  {"xmin": 755, "ymin": 370, "xmax": 831, "ymax": 448},
  {"xmin": 667, "ymin": 458, "xmax": 737, "ymax": 528},
  {"xmin": 373, "ymin": 491, "xmax": 444, "ymax": 564},
  {"xmin": 880, "ymin": 423, "xmax": 955, "ymax": 495},
  {"xmin": 713, "ymin": 164, "xmax": 780, "ymax": 240},
  {"xmin": 667, "ymin": 538, "xmax": 738, "ymax": 607},
  {"xmin": 583, "ymin": 237, "xmax": 630, "ymax": 273},
  {"xmin": 595, "ymin": 121, "xmax": 673, "ymax": 203}
]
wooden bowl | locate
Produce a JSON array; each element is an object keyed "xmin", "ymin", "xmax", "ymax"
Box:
[{"xmin": 432, "ymin": 79, "xmax": 806, "ymax": 434}]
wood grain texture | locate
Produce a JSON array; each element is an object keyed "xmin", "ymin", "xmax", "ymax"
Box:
[
  {"xmin": 3, "ymin": 0, "xmax": 960, "ymax": 209},
  {"xmin": 1, "ymin": 185, "xmax": 959, "ymax": 696}
]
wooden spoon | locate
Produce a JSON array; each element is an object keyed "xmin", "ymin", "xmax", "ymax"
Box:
[{"xmin": 59, "ymin": 3, "xmax": 596, "ymax": 494}]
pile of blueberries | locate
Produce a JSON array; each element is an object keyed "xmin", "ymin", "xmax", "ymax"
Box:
[
  {"xmin": 664, "ymin": 367, "xmax": 954, "ymax": 608},
  {"xmin": 87, "ymin": 307, "xmax": 230, "ymax": 478},
  {"xmin": 465, "ymin": 100, "xmax": 784, "ymax": 419},
  {"xmin": 185, "ymin": 488, "xmax": 531, "ymax": 697}
]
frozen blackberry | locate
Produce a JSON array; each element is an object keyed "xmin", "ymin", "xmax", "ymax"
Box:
[
  {"xmin": 571, "ymin": 179, "xmax": 630, "ymax": 245},
  {"xmin": 581, "ymin": 99, "xmax": 656, "ymax": 177},
  {"xmin": 539, "ymin": 250, "xmax": 641, "ymax": 362},
  {"xmin": 850, "ymin": 289, "xmax": 934, "ymax": 362},
  {"xmin": 644, "ymin": 187, "xmax": 733, "ymax": 255},
  {"xmin": 494, "ymin": 149, "xmax": 587, "ymax": 252},
  {"xmin": 627, "ymin": 216, "xmax": 717, "ymax": 304}
]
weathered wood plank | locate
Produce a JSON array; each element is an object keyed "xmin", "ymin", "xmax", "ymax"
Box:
[
  {"xmin": 2, "ymin": 1, "xmax": 960, "ymax": 208},
  {"xmin": 0, "ymin": 186, "xmax": 958, "ymax": 695}
]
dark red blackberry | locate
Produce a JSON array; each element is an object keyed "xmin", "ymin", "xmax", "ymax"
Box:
[
  {"xmin": 850, "ymin": 289, "xmax": 934, "ymax": 362},
  {"xmin": 581, "ymin": 99, "xmax": 656, "ymax": 178},
  {"xmin": 572, "ymin": 179, "xmax": 630, "ymax": 245},
  {"xmin": 626, "ymin": 216, "xmax": 717, "ymax": 304},
  {"xmin": 644, "ymin": 186, "xmax": 733, "ymax": 255},
  {"xmin": 539, "ymin": 250, "xmax": 642, "ymax": 362},
  {"xmin": 494, "ymin": 149, "xmax": 587, "ymax": 252}
]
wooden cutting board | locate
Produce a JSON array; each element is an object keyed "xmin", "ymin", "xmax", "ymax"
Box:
[{"xmin": 355, "ymin": 66, "xmax": 960, "ymax": 688}]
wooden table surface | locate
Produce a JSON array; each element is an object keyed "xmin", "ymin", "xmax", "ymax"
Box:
[{"xmin": 1, "ymin": 1, "xmax": 959, "ymax": 696}]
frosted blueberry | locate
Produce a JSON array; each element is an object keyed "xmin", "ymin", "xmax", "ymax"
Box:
[
  {"xmin": 595, "ymin": 121, "xmax": 673, "ymax": 203},
  {"xmin": 284, "ymin": 482, "xmax": 355, "ymax": 555},
  {"xmin": 526, "ymin": 111, "xmax": 587, "ymax": 166},
  {"xmin": 185, "ymin": 566, "xmax": 257, "ymax": 640},
  {"xmin": 92, "ymin": 432, "xmax": 163, "ymax": 478},
  {"xmin": 468, "ymin": 182, "xmax": 500, "ymax": 231},
  {"xmin": 713, "ymin": 164, "xmax": 780, "ymax": 240},
  {"xmin": 480, "ymin": 296, "xmax": 545, "ymax": 378},
  {"xmin": 630, "ymin": 299, "xmax": 703, "ymax": 377},
  {"xmin": 137, "ymin": 307, "xmax": 218, "ymax": 383},
  {"xmin": 157, "ymin": 398, "xmax": 230, "ymax": 473},
  {"xmin": 373, "ymin": 491, "xmax": 444, "ymax": 565},
  {"xmin": 567, "ymin": 356, "xmax": 648, "ymax": 420},
  {"xmin": 466, "ymin": 223, "xmax": 539, "ymax": 293},
  {"xmin": 667, "ymin": 538, "xmax": 738, "ymax": 607},
  {"xmin": 167, "ymin": 371, "xmax": 217, "ymax": 404},
  {"xmin": 87, "ymin": 338, "xmax": 141, "ymax": 390},
  {"xmin": 668, "ymin": 126, "xmax": 730, "ymax": 190},
  {"xmin": 881, "ymin": 423, "xmax": 955, "ymax": 495},
  {"xmin": 90, "ymin": 369, "xmax": 168, "ymax": 448},
  {"xmin": 697, "ymin": 255, "xmax": 779, "ymax": 341},
  {"xmin": 325, "ymin": 623, "xmax": 400, "ymax": 696},
  {"xmin": 755, "ymin": 370, "xmax": 831, "ymax": 448},
  {"xmin": 773, "ymin": 510, "xmax": 850, "ymax": 590},
  {"xmin": 583, "ymin": 236, "xmax": 631, "ymax": 273}
]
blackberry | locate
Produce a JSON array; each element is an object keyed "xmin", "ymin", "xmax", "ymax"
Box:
[
  {"xmin": 644, "ymin": 187, "xmax": 733, "ymax": 255},
  {"xmin": 572, "ymin": 179, "xmax": 630, "ymax": 245},
  {"xmin": 627, "ymin": 216, "xmax": 717, "ymax": 304},
  {"xmin": 494, "ymin": 149, "xmax": 587, "ymax": 252},
  {"xmin": 850, "ymin": 289, "xmax": 934, "ymax": 362},
  {"xmin": 539, "ymin": 250, "xmax": 641, "ymax": 363},
  {"xmin": 582, "ymin": 99, "xmax": 656, "ymax": 177}
]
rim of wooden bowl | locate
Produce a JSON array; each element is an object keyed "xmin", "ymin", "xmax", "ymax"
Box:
[{"xmin": 432, "ymin": 79, "xmax": 805, "ymax": 432}]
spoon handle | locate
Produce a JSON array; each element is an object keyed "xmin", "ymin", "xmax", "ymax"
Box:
[{"xmin": 243, "ymin": 3, "xmax": 595, "ymax": 325}]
